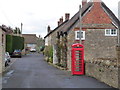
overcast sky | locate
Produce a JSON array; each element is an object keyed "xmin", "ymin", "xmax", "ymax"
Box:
[{"xmin": 0, "ymin": 0, "xmax": 119, "ymax": 38}]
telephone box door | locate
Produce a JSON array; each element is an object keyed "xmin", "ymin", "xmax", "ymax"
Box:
[{"xmin": 71, "ymin": 44, "xmax": 84, "ymax": 75}]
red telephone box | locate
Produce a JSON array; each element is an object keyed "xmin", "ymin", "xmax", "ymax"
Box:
[{"xmin": 71, "ymin": 43, "xmax": 84, "ymax": 75}]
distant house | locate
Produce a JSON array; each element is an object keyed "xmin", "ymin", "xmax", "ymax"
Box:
[
  {"xmin": 0, "ymin": 26, "xmax": 7, "ymax": 73},
  {"xmin": 22, "ymin": 34, "xmax": 37, "ymax": 51}
]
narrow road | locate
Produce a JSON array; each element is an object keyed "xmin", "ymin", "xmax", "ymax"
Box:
[{"xmin": 2, "ymin": 53, "xmax": 113, "ymax": 88}]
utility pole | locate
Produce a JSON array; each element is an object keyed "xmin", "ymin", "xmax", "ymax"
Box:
[
  {"xmin": 117, "ymin": 3, "xmax": 120, "ymax": 89},
  {"xmin": 21, "ymin": 23, "xmax": 23, "ymax": 35},
  {"xmin": 79, "ymin": 5, "xmax": 82, "ymax": 44},
  {"xmin": 118, "ymin": 1, "xmax": 120, "ymax": 46}
]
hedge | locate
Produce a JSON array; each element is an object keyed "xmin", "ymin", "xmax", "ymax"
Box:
[
  {"xmin": 12, "ymin": 36, "xmax": 24, "ymax": 50},
  {"xmin": 6, "ymin": 35, "xmax": 24, "ymax": 54},
  {"xmin": 6, "ymin": 35, "xmax": 13, "ymax": 53}
]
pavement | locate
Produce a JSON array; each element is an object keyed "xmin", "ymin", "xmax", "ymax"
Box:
[{"xmin": 2, "ymin": 53, "xmax": 116, "ymax": 88}]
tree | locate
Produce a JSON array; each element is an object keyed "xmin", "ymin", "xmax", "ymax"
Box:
[{"xmin": 13, "ymin": 27, "xmax": 21, "ymax": 34}]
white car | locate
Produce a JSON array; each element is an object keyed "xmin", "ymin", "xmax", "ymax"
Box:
[
  {"xmin": 30, "ymin": 48, "xmax": 36, "ymax": 52},
  {"xmin": 5, "ymin": 52, "xmax": 11, "ymax": 62}
]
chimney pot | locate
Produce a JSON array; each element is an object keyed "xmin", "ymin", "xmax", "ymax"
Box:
[
  {"xmin": 82, "ymin": 0, "xmax": 87, "ymax": 7},
  {"xmin": 58, "ymin": 21, "xmax": 60, "ymax": 26},
  {"xmin": 65, "ymin": 13, "xmax": 70, "ymax": 21},
  {"xmin": 47, "ymin": 25, "xmax": 51, "ymax": 33},
  {"xmin": 59, "ymin": 17, "xmax": 63, "ymax": 25}
]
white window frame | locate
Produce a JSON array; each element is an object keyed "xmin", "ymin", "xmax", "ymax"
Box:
[
  {"xmin": 105, "ymin": 29, "xmax": 117, "ymax": 36},
  {"xmin": 75, "ymin": 31, "xmax": 85, "ymax": 40}
]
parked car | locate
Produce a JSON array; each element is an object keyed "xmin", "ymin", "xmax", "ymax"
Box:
[
  {"xmin": 5, "ymin": 52, "xmax": 11, "ymax": 62},
  {"xmin": 30, "ymin": 48, "xmax": 36, "ymax": 52},
  {"xmin": 12, "ymin": 49, "xmax": 22, "ymax": 58}
]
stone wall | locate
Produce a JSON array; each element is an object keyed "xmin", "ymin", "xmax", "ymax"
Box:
[
  {"xmin": 66, "ymin": 28, "xmax": 119, "ymax": 88},
  {"xmin": 66, "ymin": 29, "xmax": 117, "ymax": 70},
  {"xmin": 0, "ymin": 29, "xmax": 2, "ymax": 74},
  {"xmin": 116, "ymin": 46, "xmax": 120, "ymax": 89},
  {"xmin": 85, "ymin": 60, "xmax": 118, "ymax": 88},
  {"xmin": 67, "ymin": 29, "xmax": 75, "ymax": 71},
  {"xmin": 84, "ymin": 29, "xmax": 117, "ymax": 61},
  {"xmin": 0, "ymin": 29, "xmax": 6, "ymax": 74}
]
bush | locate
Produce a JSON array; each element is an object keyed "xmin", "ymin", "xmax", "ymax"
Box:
[{"xmin": 44, "ymin": 46, "xmax": 53, "ymax": 63}]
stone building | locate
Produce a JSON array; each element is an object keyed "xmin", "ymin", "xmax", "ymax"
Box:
[
  {"xmin": 44, "ymin": 13, "xmax": 70, "ymax": 64},
  {"xmin": 63, "ymin": 0, "xmax": 119, "ymax": 88},
  {"xmin": 62, "ymin": 0, "xmax": 119, "ymax": 71},
  {"xmin": 0, "ymin": 26, "xmax": 7, "ymax": 74},
  {"xmin": 22, "ymin": 34, "xmax": 37, "ymax": 52},
  {"xmin": 45, "ymin": 0, "xmax": 120, "ymax": 88},
  {"xmin": 44, "ymin": 13, "xmax": 70, "ymax": 46}
]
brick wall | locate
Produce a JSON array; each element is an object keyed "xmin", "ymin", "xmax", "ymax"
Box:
[{"xmin": 82, "ymin": 2, "xmax": 112, "ymax": 25}]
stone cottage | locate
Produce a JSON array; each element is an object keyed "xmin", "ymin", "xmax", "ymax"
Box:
[
  {"xmin": 0, "ymin": 26, "xmax": 7, "ymax": 74},
  {"xmin": 61, "ymin": 0, "xmax": 119, "ymax": 88},
  {"xmin": 45, "ymin": 0, "xmax": 120, "ymax": 88},
  {"xmin": 22, "ymin": 34, "xmax": 37, "ymax": 52},
  {"xmin": 44, "ymin": 13, "xmax": 70, "ymax": 64}
]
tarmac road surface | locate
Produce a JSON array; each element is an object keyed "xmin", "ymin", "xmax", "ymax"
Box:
[{"xmin": 2, "ymin": 53, "xmax": 114, "ymax": 88}]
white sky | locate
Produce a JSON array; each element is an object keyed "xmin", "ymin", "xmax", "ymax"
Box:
[{"xmin": 0, "ymin": 0, "xmax": 119, "ymax": 38}]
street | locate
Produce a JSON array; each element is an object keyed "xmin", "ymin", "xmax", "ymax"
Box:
[{"xmin": 2, "ymin": 53, "xmax": 113, "ymax": 88}]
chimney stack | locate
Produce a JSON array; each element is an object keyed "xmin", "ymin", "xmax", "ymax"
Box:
[
  {"xmin": 82, "ymin": 0, "xmax": 87, "ymax": 7},
  {"xmin": 58, "ymin": 21, "xmax": 60, "ymax": 26},
  {"xmin": 58, "ymin": 17, "xmax": 63, "ymax": 26},
  {"xmin": 65, "ymin": 13, "xmax": 70, "ymax": 21},
  {"xmin": 59, "ymin": 17, "xmax": 63, "ymax": 25},
  {"xmin": 47, "ymin": 25, "xmax": 51, "ymax": 33}
]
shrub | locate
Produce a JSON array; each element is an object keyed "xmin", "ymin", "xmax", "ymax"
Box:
[{"xmin": 44, "ymin": 46, "xmax": 53, "ymax": 63}]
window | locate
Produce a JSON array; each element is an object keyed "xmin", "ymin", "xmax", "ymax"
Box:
[
  {"xmin": 105, "ymin": 29, "xmax": 117, "ymax": 36},
  {"xmin": 75, "ymin": 31, "xmax": 85, "ymax": 40}
]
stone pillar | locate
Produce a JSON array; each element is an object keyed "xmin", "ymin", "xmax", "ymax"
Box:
[
  {"xmin": 116, "ymin": 46, "xmax": 120, "ymax": 89},
  {"xmin": 53, "ymin": 45, "xmax": 58, "ymax": 64}
]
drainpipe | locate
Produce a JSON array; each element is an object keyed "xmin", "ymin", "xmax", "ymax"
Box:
[{"xmin": 79, "ymin": 5, "xmax": 82, "ymax": 44}]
